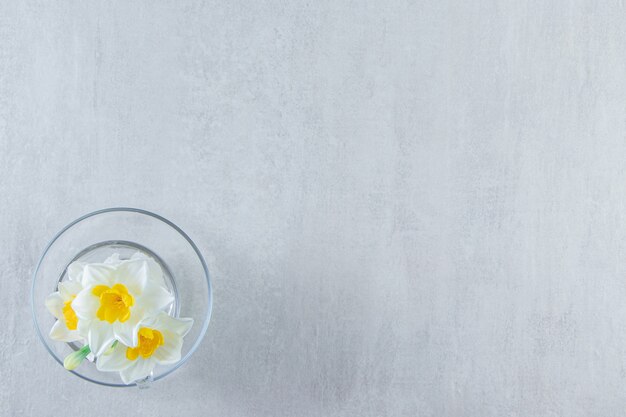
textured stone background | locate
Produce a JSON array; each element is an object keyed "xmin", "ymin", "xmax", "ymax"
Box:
[{"xmin": 2, "ymin": 1, "xmax": 626, "ymax": 416}]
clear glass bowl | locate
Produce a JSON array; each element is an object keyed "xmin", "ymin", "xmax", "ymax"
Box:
[{"xmin": 31, "ymin": 208, "xmax": 212, "ymax": 387}]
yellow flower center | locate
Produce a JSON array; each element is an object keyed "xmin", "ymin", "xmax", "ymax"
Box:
[
  {"xmin": 126, "ymin": 327, "xmax": 164, "ymax": 361},
  {"xmin": 62, "ymin": 296, "xmax": 78, "ymax": 330},
  {"xmin": 92, "ymin": 284, "xmax": 134, "ymax": 323}
]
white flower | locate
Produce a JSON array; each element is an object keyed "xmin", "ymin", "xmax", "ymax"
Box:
[
  {"xmin": 71, "ymin": 254, "xmax": 174, "ymax": 356},
  {"xmin": 96, "ymin": 312, "xmax": 193, "ymax": 384},
  {"xmin": 44, "ymin": 262, "xmax": 86, "ymax": 342}
]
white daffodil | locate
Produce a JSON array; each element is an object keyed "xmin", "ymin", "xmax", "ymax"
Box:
[
  {"xmin": 96, "ymin": 312, "xmax": 193, "ymax": 384},
  {"xmin": 70, "ymin": 254, "xmax": 174, "ymax": 356},
  {"xmin": 44, "ymin": 262, "xmax": 86, "ymax": 342}
]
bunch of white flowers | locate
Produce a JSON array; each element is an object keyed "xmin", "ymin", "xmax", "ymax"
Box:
[{"xmin": 45, "ymin": 252, "xmax": 193, "ymax": 384}]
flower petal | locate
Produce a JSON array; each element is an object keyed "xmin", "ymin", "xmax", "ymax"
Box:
[
  {"xmin": 103, "ymin": 253, "xmax": 122, "ymax": 265},
  {"xmin": 45, "ymin": 292, "xmax": 64, "ymax": 320},
  {"xmin": 77, "ymin": 318, "xmax": 92, "ymax": 338},
  {"xmin": 114, "ymin": 259, "xmax": 148, "ymax": 295},
  {"xmin": 96, "ymin": 344, "xmax": 132, "ymax": 372},
  {"xmin": 82, "ymin": 264, "xmax": 115, "ymax": 287},
  {"xmin": 146, "ymin": 259, "xmax": 166, "ymax": 287},
  {"xmin": 49, "ymin": 320, "xmax": 82, "ymax": 342},
  {"xmin": 131, "ymin": 252, "xmax": 166, "ymax": 287},
  {"xmin": 71, "ymin": 288, "xmax": 98, "ymax": 320},
  {"xmin": 130, "ymin": 252, "xmax": 146, "ymax": 261},
  {"xmin": 58, "ymin": 280, "xmax": 82, "ymax": 300},
  {"xmin": 113, "ymin": 310, "xmax": 143, "ymax": 348},
  {"xmin": 67, "ymin": 262, "xmax": 85, "ymax": 282},
  {"xmin": 88, "ymin": 320, "xmax": 115, "ymax": 356},
  {"xmin": 119, "ymin": 358, "xmax": 155, "ymax": 385},
  {"xmin": 138, "ymin": 284, "xmax": 174, "ymax": 312},
  {"xmin": 153, "ymin": 330, "xmax": 183, "ymax": 364},
  {"xmin": 156, "ymin": 314, "xmax": 193, "ymax": 337}
]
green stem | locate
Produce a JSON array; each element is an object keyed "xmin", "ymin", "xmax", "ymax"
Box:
[{"xmin": 63, "ymin": 345, "xmax": 91, "ymax": 370}]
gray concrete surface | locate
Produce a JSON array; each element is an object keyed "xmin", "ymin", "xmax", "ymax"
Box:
[{"xmin": 2, "ymin": 1, "xmax": 626, "ymax": 416}]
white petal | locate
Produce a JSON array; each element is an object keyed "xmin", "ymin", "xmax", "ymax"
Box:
[
  {"xmin": 113, "ymin": 311, "xmax": 144, "ymax": 348},
  {"xmin": 71, "ymin": 288, "xmax": 98, "ymax": 320},
  {"xmin": 104, "ymin": 253, "xmax": 122, "ymax": 265},
  {"xmin": 153, "ymin": 330, "xmax": 183, "ymax": 364},
  {"xmin": 82, "ymin": 264, "xmax": 115, "ymax": 286},
  {"xmin": 58, "ymin": 280, "xmax": 82, "ymax": 300},
  {"xmin": 131, "ymin": 252, "xmax": 166, "ymax": 287},
  {"xmin": 49, "ymin": 320, "xmax": 67, "ymax": 340},
  {"xmin": 49, "ymin": 320, "xmax": 82, "ymax": 342},
  {"xmin": 147, "ymin": 260, "xmax": 167, "ymax": 287},
  {"xmin": 77, "ymin": 318, "xmax": 92, "ymax": 338},
  {"xmin": 45, "ymin": 292, "xmax": 64, "ymax": 320},
  {"xmin": 97, "ymin": 344, "xmax": 132, "ymax": 372},
  {"xmin": 88, "ymin": 320, "xmax": 115, "ymax": 356},
  {"xmin": 67, "ymin": 261, "xmax": 85, "ymax": 283},
  {"xmin": 114, "ymin": 260, "xmax": 148, "ymax": 295},
  {"xmin": 138, "ymin": 284, "xmax": 174, "ymax": 312},
  {"xmin": 131, "ymin": 252, "xmax": 146, "ymax": 261},
  {"xmin": 119, "ymin": 358, "xmax": 155, "ymax": 385},
  {"xmin": 156, "ymin": 314, "xmax": 193, "ymax": 337}
]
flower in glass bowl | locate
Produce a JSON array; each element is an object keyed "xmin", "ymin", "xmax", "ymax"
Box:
[
  {"xmin": 44, "ymin": 262, "xmax": 86, "ymax": 343},
  {"xmin": 96, "ymin": 312, "xmax": 193, "ymax": 384},
  {"xmin": 70, "ymin": 254, "xmax": 174, "ymax": 356}
]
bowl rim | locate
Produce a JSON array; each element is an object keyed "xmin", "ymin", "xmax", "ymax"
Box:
[{"xmin": 31, "ymin": 207, "xmax": 213, "ymax": 387}]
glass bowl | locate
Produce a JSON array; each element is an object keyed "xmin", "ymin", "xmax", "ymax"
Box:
[{"xmin": 31, "ymin": 208, "xmax": 212, "ymax": 387}]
